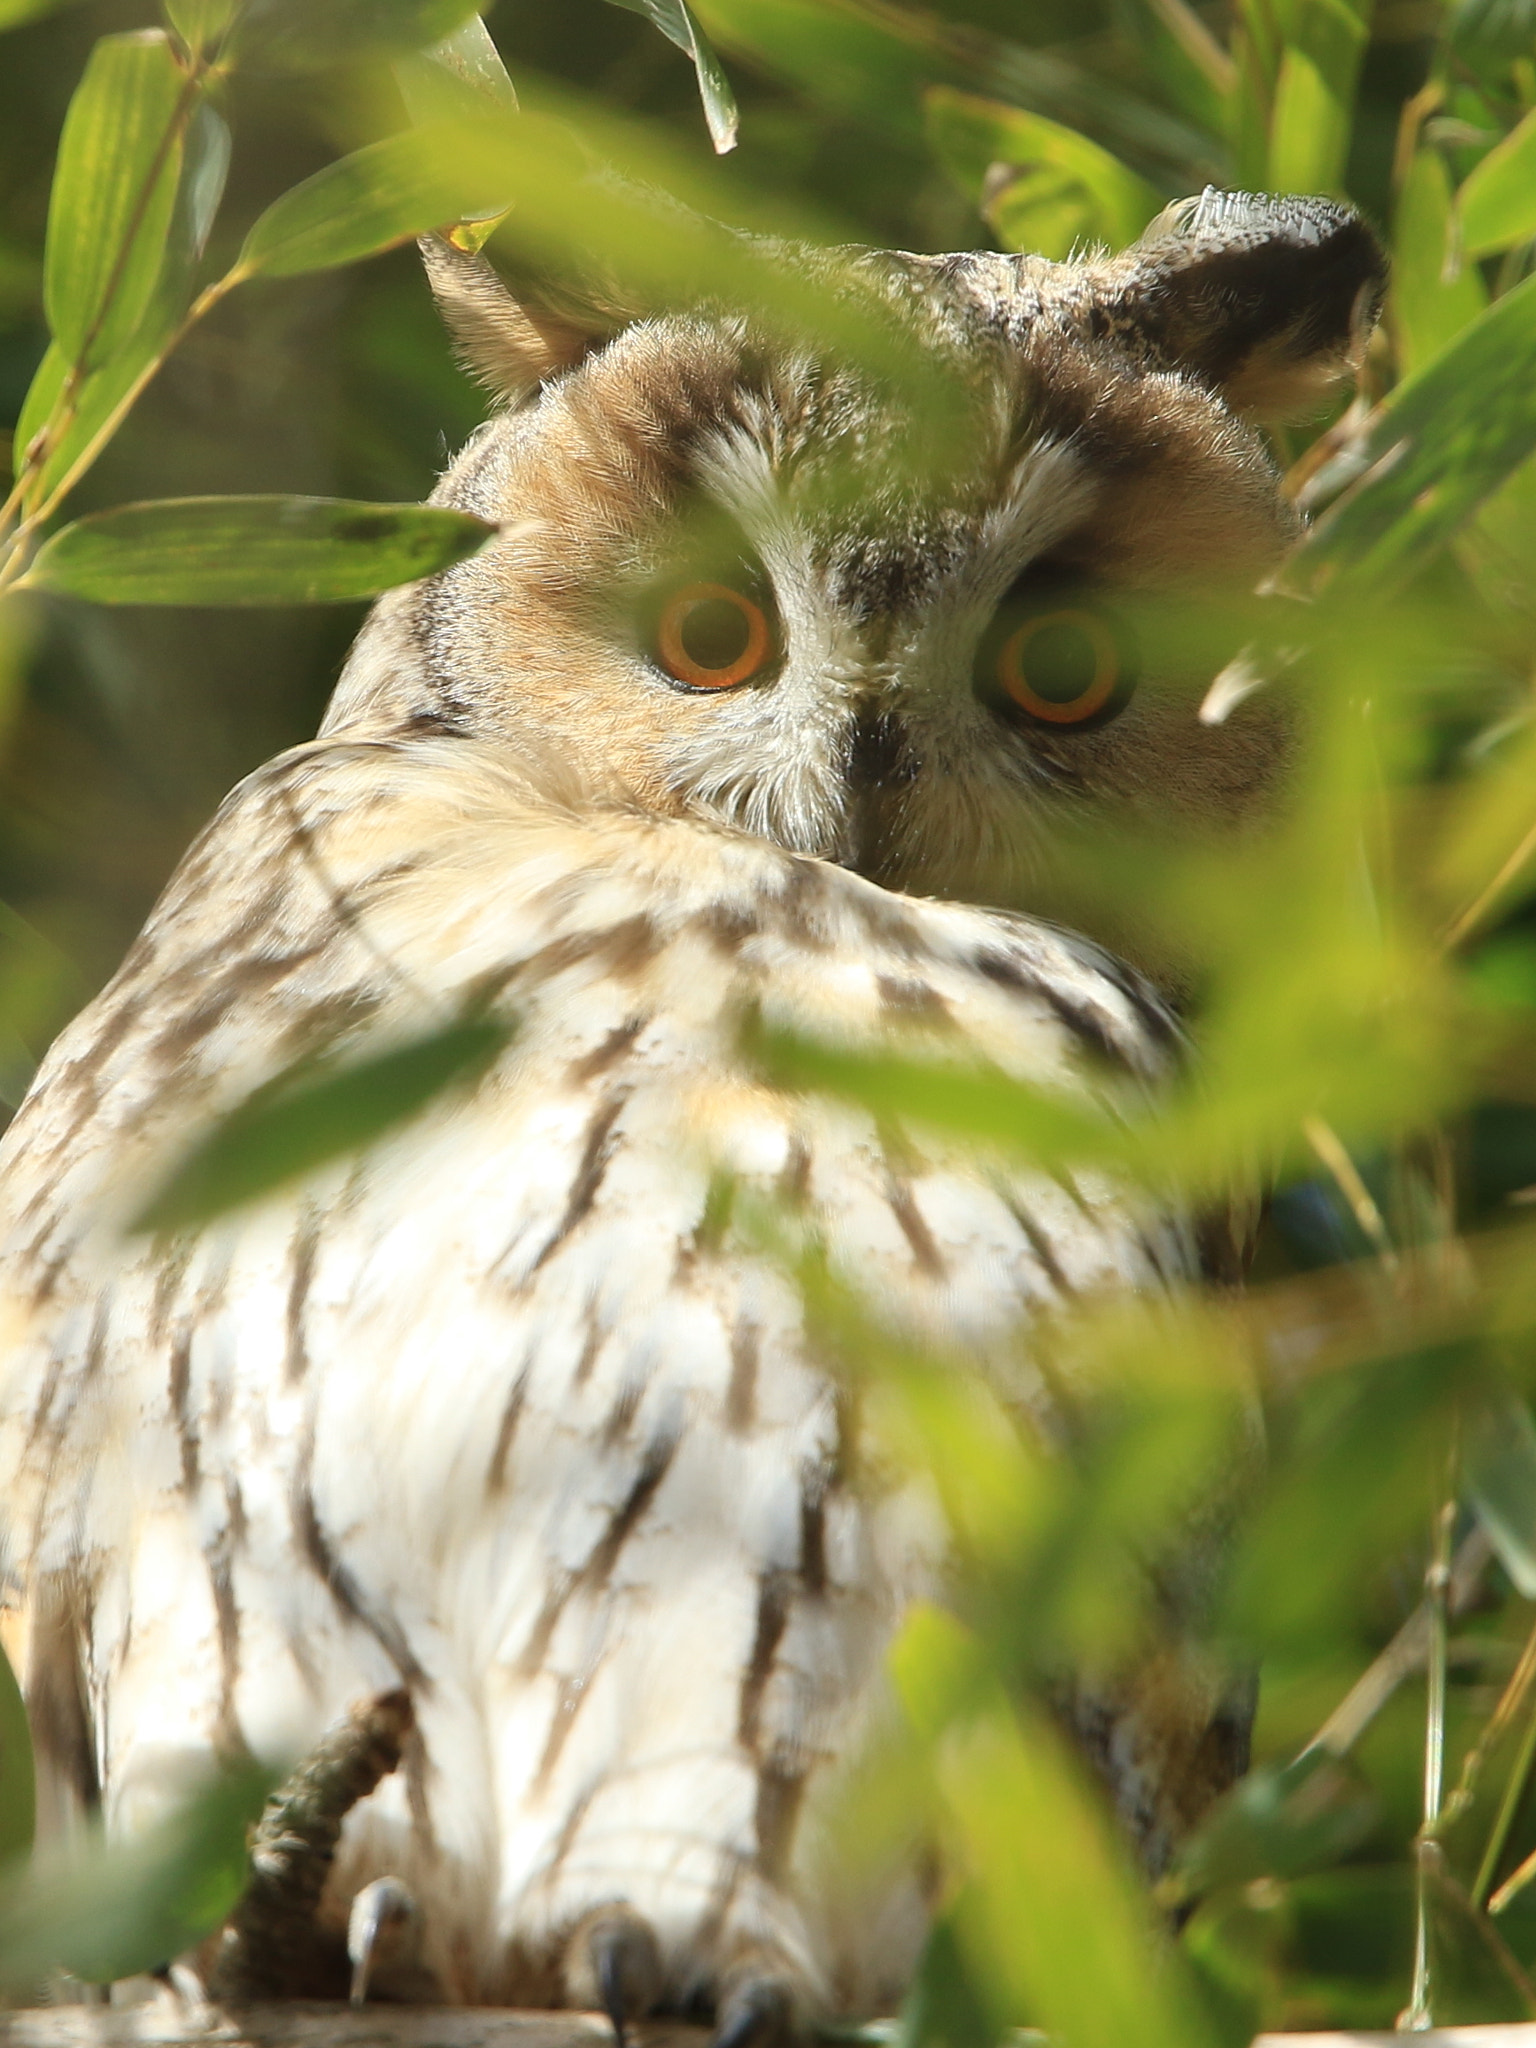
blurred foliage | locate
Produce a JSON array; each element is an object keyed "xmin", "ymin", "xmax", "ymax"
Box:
[{"xmin": 1, "ymin": 0, "xmax": 1536, "ymax": 2036}]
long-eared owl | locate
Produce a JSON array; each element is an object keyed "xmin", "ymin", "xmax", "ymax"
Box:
[{"xmin": 0, "ymin": 188, "xmax": 1384, "ymax": 2037}]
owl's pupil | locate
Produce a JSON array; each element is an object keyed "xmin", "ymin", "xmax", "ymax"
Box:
[
  {"xmin": 1016, "ymin": 620, "xmax": 1098, "ymax": 704},
  {"xmin": 680, "ymin": 597, "xmax": 751, "ymax": 671}
]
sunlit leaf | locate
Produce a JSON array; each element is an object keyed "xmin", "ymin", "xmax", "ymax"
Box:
[
  {"xmin": 1393, "ymin": 148, "xmax": 1488, "ymax": 380},
  {"xmin": 134, "ymin": 1017, "xmax": 513, "ymax": 1232},
  {"xmin": 925, "ymin": 86, "xmax": 1161, "ymax": 257},
  {"xmin": 43, "ymin": 30, "xmax": 191, "ymax": 370},
  {"xmin": 227, "ymin": 0, "xmax": 484, "ymax": 71},
  {"xmin": 1466, "ymin": 1382, "xmax": 1536, "ymax": 1597},
  {"xmin": 393, "ymin": 13, "xmax": 517, "ymax": 125},
  {"xmin": 892, "ymin": 1609, "xmax": 1217, "ymax": 2048},
  {"xmin": 607, "ymin": 0, "xmax": 738, "ymax": 152},
  {"xmin": 693, "ymin": 0, "xmax": 1219, "ymax": 186},
  {"xmin": 162, "ymin": 0, "xmax": 238, "ymax": 53},
  {"xmin": 0, "ymin": 0, "xmax": 91, "ymax": 25},
  {"xmin": 1293, "ymin": 271, "xmax": 1536, "ymax": 597},
  {"xmin": 14, "ymin": 98, "xmax": 228, "ymax": 513},
  {"xmin": 238, "ymin": 122, "xmax": 509, "ymax": 279},
  {"xmin": 1171, "ymin": 1750, "xmax": 1380, "ymax": 1901},
  {"xmin": 0, "ymin": 1636, "xmax": 34, "ymax": 1869},
  {"xmin": 23, "ymin": 495, "xmax": 496, "ymax": 606},
  {"xmin": 1457, "ymin": 106, "xmax": 1536, "ymax": 259},
  {"xmin": 0, "ymin": 1761, "xmax": 270, "ymax": 1990}
]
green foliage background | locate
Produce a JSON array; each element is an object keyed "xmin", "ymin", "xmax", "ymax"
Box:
[{"xmin": 1, "ymin": 0, "xmax": 1536, "ymax": 2037}]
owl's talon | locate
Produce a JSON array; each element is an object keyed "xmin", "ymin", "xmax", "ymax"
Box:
[
  {"xmin": 347, "ymin": 1876, "xmax": 426, "ymax": 2006},
  {"xmin": 565, "ymin": 1905, "xmax": 663, "ymax": 2048},
  {"xmin": 711, "ymin": 1974, "xmax": 799, "ymax": 2048}
]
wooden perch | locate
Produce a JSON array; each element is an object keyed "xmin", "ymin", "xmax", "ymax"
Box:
[{"xmin": 3, "ymin": 2006, "xmax": 1536, "ymax": 2048}]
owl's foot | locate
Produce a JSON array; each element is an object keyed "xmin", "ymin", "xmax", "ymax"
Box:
[
  {"xmin": 208, "ymin": 1688, "xmax": 415, "ymax": 2001},
  {"xmin": 712, "ymin": 1966, "xmax": 800, "ymax": 2048},
  {"xmin": 348, "ymin": 1876, "xmax": 439, "ymax": 2005},
  {"xmin": 563, "ymin": 1905, "xmax": 663, "ymax": 2047}
]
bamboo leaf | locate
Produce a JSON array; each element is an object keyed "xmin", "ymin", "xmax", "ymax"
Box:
[
  {"xmin": 15, "ymin": 100, "xmax": 229, "ymax": 511},
  {"xmin": 43, "ymin": 30, "xmax": 191, "ymax": 370},
  {"xmin": 925, "ymin": 85, "xmax": 1161, "ymax": 256},
  {"xmin": 1457, "ymin": 106, "xmax": 1536, "ymax": 259},
  {"xmin": 1466, "ymin": 1383, "xmax": 1536, "ymax": 1598},
  {"xmin": 227, "ymin": 0, "xmax": 484, "ymax": 71},
  {"xmin": 0, "ymin": 0, "xmax": 91, "ymax": 25},
  {"xmin": 1292, "ymin": 271, "xmax": 1536, "ymax": 597},
  {"xmin": 23, "ymin": 495, "xmax": 497, "ymax": 606},
  {"xmin": 606, "ymin": 0, "xmax": 739, "ymax": 152},
  {"xmin": 1393, "ymin": 147, "xmax": 1487, "ymax": 379},
  {"xmin": 238, "ymin": 122, "xmax": 508, "ymax": 280},
  {"xmin": 0, "ymin": 1762, "xmax": 270, "ymax": 1991},
  {"xmin": 162, "ymin": 0, "xmax": 238, "ymax": 53},
  {"xmin": 134, "ymin": 1018, "xmax": 513, "ymax": 1232},
  {"xmin": 393, "ymin": 13, "xmax": 517, "ymax": 127}
]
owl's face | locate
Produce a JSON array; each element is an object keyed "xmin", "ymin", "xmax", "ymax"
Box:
[{"xmin": 327, "ymin": 194, "xmax": 1384, "ymax": 955}]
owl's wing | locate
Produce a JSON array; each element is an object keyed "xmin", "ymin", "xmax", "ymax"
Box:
[{"xmin": 0, "ymin": 734, "xmax": 1213, "ymax": 2000}]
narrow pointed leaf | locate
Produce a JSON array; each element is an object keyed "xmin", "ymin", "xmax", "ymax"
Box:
[
  {"xmin": 925, "ymin": 86, "xmax": 1160, "ymax": 256},
  {"xmin": 394, "ymin": 13, "xmax": 517, "ymax": 126},
  {"xmin": 163, "ymin": 0, "xmax": 238, "ymax": 52},
  {"xmin": 1467, "ymin": 1384, "xmax": 1536, "ymax": 1597},
  {"xmin": 16, "ymin": 99, "xmax": 229, "ymax": 513},
  {"xmin": 1393, "ymin": 148, "xmax": 1487, "ymax": 379},
  {"xmin": 134, "ymin": 1019, "xmax": 513, "ymax": 1231},
  {"xmin": 238, "ymin": 122, "xmax": 508, "ymax": 280},
  {"xmin": 23, "ymin": 495, "xmax": 496, "ymax": 606},
  {"xmin": 1458, "ymin": 106, "xmax": 1536, "ymax": 259},
  {"xmin": 43, "ymin": 30, "xmax": 191, "ymax": 370},
  {"xmin": 227, "ymin": 0, "xmax": 484, "ymax": 70},
  {"xmin": 1292, "ymin": 271, "xmax": 1536, "ymax": 597},
  {"xmin": 0, "ymin": 1763, "xmax": 270, "ymax": 1991},
  {"xmin": 606, "ymin": 0, "xmax": 738, "ymax": 151},
  {"xmin": 0, "ymin": 0, "xmax": 92, "ymax": 23}
]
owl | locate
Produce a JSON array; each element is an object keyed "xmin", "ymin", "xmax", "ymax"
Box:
[{"xmin": 0, "ymin": 188, "xmax": 1383, "ymax": 2042}]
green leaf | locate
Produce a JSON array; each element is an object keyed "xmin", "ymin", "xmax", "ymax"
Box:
[
  {"xmin": 393, "ymin": 13, "xmax": 517, "ymax": 127},
  {"xmin": 1392, "ymin": 147, "xmax": 1488, "ymax": 379},
  {"xmin": 1293, "ymin": 270, "xmax": 1536, "ymax": 598},
  {"xmin": 238, "ymin": 122, "xmax": 508, "ymax": 280},
  {"xmin": 14, "ymin": 99, "xmax": 229, "ymax": 513},
  {"xmin": 1170, "ymin": 1751, "xmax": 1379, "ymax": 1901},
  {"xmin": 134, "ymin": 1018, "xmax": 513, "ymax": 1232},
  {"xmin": 0, "ymin": 0, "xmax": 91, "ymax": 26},
  {"xmin": 606, "ymin": 0, "xmax": 739, "ymax": 152},
  {"xmin": 0, "ymin": 1761, "xmax": 270, "ymax": 1991},
  {"xmin": 1458, "ymin": 106, "xmax": 1536, "ymax": 259},
  {"xmin": 0, "ymin": 1637, "xmax": 34, "ymax": 1870},
  {"xmin": 227, "ymin": 0, "xmax": 484, "ymax": 71},
  {"xmin": 924, "ymin": 86, "xmax": 1161, "ymax": 257},
  {"xmin": 43, "ymin": 30, "xmax": 192, "ymax": 370},
  {"xmin": 693, "ymin": 0, "xmax": 1219, "ymax": 190},
  {"xmin": 23, "ymin": 495, "xmax": 496, "ymax": 606},
  {"xmin": 1466, "ymin": 1382, "xmax": 1536, "ymax": 1597},
  {"xmin": 162, "ymin": 0, "xmax": 238, "ymax": 53}
]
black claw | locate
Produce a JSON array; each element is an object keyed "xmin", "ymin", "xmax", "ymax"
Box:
[
  {"xmin": 571, "ymin": 1906, "xmax": 662, "ymax": 2048},
  {"xmin": 711, "ymin": 1976, "xmax": 797, "ymax": 2048},
  {"xmin": 597, "ymin": 1941, "xmax": 629, "ymax": 2048}
]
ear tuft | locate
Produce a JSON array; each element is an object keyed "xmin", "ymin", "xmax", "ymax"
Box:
[
  {"xmin": 419, "ymin": 235, "xmax": 601, "ymax": 405},
  {"xmin": 1104, "ymin": 189, "xmax": 1388, "ymax": 419}
]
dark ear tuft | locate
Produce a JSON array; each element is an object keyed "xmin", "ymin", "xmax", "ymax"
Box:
[
  {"xmin": 419, "ymin": 235, "xmax": 606, "ymax": 405},
  {"xmin": 1104, "ymin": 189, "xmax": 1387, "ymax": 419}
]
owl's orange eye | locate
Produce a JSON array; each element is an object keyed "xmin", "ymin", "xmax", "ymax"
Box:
[
  {"xmin": 995, "ymin": 608, "xmax": 1131, "ymax": 727},
  {"xmin": 655, "ymin": 582, "xmax": 773, "ymax": 690}
]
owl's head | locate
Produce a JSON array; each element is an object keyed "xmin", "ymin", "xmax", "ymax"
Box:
[{"xmin": 326, "ymin": 191, "xmax": 1384, "ymax": 952}]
